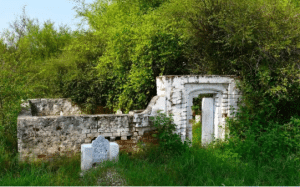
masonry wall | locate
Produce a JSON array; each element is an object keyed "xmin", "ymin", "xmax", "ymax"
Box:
[
  {"xmin": 17, "ymin": 75, "xmax": 242, "ymax": 162},
  {"xmin": 17, "ymin": 98, "xmax": 158, "ymax": 162}
]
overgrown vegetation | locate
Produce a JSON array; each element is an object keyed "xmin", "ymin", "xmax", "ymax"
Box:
[{"xmin": 1, "ymin": 0, "xmax": 300, "ymax": 185}]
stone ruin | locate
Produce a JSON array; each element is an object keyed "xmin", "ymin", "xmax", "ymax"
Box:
[{"xmin": 17, "ymin": 75, "xmax": 242, "ymax": 162}]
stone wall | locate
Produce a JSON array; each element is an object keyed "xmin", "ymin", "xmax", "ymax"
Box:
[
  {"xmin": 17, "ymin": 75, "xmax": 242, "ymax": 162},
  {"xmin": 18, "ymin": 98, "xmax": 158, "ymax": 162}
]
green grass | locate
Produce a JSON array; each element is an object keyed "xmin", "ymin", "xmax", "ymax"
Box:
[{"xmin": 1, "ymin": 120, "xmax": 300, "ymax": 186}]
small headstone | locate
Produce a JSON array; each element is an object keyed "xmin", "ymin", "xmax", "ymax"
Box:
[
  {"xmin": 109, "ymin": 142, "xmax": 119, "ymax": 161},
  {"xmin": 92, "ymin": 136, "xmax": 110, "ymax": 164},
  {"xmin": 81, "ymin": 144, "xmax": 93, "ymax": 171},
  {"xmin": 81, "ymin": 135, "xmax": 119, "ymax": 174}
]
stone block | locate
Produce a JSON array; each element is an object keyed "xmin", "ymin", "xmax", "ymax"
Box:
[
  {"xmin": 112, "ymin": 132, "xmax": 120, "ymax": 136},
  {"xmin": 138, "ymin": 131, "xmax": 144, "ymax": 136},
  {"xmin": 82, "ymin": 129, "xmax": 91, "ymax": 134},
  {"xmin": 121, "ymin": 132, "xmax": 131, "ymax": 136},
  {"xmin": 121, "ymin": 127, "xmax": 130, "ymax": 132},
  {"xmin": 81, "ymin": 144, "xmax": 93, "ymax": 170},
  {"xmin": 101, "ymin": 132, "xmax": 112, "ymax": 137},
  {"xmin": 87, "ymin": 133, "xmax": 99, "ymax": 138},
  {"xmin": 91, "ymin": 129, "xmax": 98, "ymax": 133},
  {"xmin": 108, "ymin": 142, "xmax": 119, "ymax": 161},
  {"xmin": 121, "ymin": 136, "xmax": 127, "ymax": 140}
]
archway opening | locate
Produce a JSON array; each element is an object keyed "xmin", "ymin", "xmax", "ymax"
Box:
[{"xmin": 191, "ymin": 93, "xmax": 214, "ymax": 147}]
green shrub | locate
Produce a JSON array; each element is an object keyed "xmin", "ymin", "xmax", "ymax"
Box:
[
  {"xmin": 225, "ymin": 114, "xmax": 300, "ymax": 165},
  {"xmin": 149, "ymin": 111, "xmax": 192, "ymax": 157}
]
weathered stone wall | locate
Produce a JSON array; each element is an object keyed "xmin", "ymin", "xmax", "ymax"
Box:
[
  {"xmin": 18, "ymin": 98, "xmax": 158, "ymax": 162},
  {"xmin": 17, "ymin": 75, "xmax": 242, "ymax": 162}
]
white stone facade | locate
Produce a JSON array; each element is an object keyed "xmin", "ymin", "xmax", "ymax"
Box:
[{"xmin": 139, "ymin": 75, "xmax": 242, "ymax": 145}]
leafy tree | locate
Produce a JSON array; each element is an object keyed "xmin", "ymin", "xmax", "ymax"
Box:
[
  {"xmin": 0, "ymin": 8, "xmax": 75, "ymax": 152},
  {"xmin": 74, "ymin": 0, "xmax": 190, "ymax": 112},
  {"xmin": 175, "ymin": 0, "xmax": 300, "ymax": 163}
]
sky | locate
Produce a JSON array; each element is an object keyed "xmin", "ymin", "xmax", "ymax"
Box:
[{"xmin": 0, "ymin": 0, "xmax": 98, "ymax": 37}]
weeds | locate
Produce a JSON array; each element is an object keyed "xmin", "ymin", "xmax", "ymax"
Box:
[{"xmin": 0, "ymin": 111, "xmax": 299, "ymax": 185}]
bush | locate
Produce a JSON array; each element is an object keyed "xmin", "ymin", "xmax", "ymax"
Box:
[
  {"xmin": 149, "ymin": 111, "xmax": 192, "ymax": 157},
  {"xmin": 225, "ymin": 115, "xmax": 300, "ymax": 165}
]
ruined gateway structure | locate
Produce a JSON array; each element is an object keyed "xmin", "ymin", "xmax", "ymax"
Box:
[{"xmin": 17, "ymin": 75, "xmax": 242, "ymax": 162}]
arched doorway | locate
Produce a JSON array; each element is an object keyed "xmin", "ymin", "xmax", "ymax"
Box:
[
  {"xmin": 150, "ymin": 75, "xmax": 241, "ymax": 147},
  {"xmin": 186, "ymin": 88, "xmax": 224, "ymax": 146},
  {"xmin": 191, "ymin": 94, "xmax": 214, "ymax": 146}
]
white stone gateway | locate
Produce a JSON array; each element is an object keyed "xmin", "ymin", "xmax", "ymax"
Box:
[
  {"xmin": 133, "ymin": 75, "xmax": 242, "ymax": 146},
  {"xmin": 81, "ymin": 135, "xmax": 119, "ymax": 171}
]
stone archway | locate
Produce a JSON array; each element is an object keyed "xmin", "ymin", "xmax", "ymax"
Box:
[
  {"xmin": 186, "ymin": 86, "xmax": 228, "ymax": 145},
  {"xmin": 131, "ymin": 75, "xmax": 242, "ymax": 146}
]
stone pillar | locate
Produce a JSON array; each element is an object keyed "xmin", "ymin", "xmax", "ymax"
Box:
[{"xmin": 201, "ymin": 98, "xmax": 214, "ymax": 146}]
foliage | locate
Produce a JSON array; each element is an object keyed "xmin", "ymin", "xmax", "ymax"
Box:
[
  {"xmin": 149, "ymin": 111, "xmax": 192, "ymax": 157},
  {"xmin": 33, "ymin": 31, "xmax": 110, "ymax": 114},
  {"xmin": 225, "ymin": 111, "xmax": 300, "ymax": 164},
  {"xmin": 0, "ymin": 60, "xmax": 38, "ymax": 155},
  {"xmin": 1, "ymin": 0, "xmax": 300, "ymax": 185},
  {"xmin": 0, "ymin": 6, "xmax": 75, "ymax": 101},
  {"xmin": 222, "ymin": 64, "xmax": 300, "ymax": 164},
  {"xmin": 163, "ymin": 0, "xmax": 300, "ymax": 164},
  {"xmin": 74, "ymin": 0, "xmax": 190, "ymax": 112},
  {"xmin": 191, "ymin": 120, "xmax": 202, "ymax": 147},
  {"xmin": 180, "ymin": 0, "xmax": 300, "ymax": 76},
  {"xmin": 0, "ymin": 7, "xmax": 76, "ymax": 157}
]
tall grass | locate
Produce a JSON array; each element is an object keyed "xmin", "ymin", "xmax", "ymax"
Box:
[{"xmin": 0, "ymin": 112, "xmax": 300, "ymax": 185}]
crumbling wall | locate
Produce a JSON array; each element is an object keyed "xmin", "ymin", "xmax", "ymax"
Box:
[
  {"xmin": 17, "ymin": 75, "xmax": 242, "ymax": 162},
  {"xmin": 18, "ymin": 98, "xmax": 158, "ymax": 162}
]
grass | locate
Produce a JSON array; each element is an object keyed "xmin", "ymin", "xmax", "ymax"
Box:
[{"xmin": 1, "ymin": 120, "xmax": 300, "ymax": 185}]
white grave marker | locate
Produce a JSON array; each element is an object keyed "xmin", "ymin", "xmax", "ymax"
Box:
[
  {"xmin": 92, "ymin": 136, "xmax": 109, "ymax": 164},
  {"xmin": 109, "ymin": 142, "xmax": 119, "ymax": 161},
  {"xmin": 81, "ymin": 135, "xmax": 119, "ymax": 171}
]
